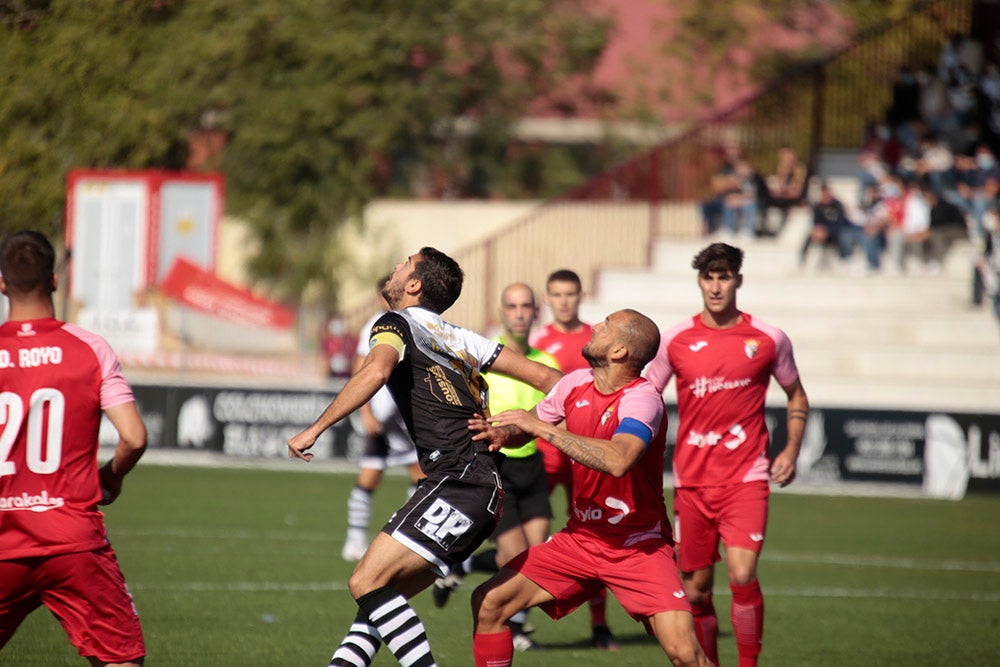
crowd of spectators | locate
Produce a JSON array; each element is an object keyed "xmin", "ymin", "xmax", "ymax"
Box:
[
  {"xmin": 701, "ymin": 144, "xmax": 809, "ymax": 239},
  {"xmin": 701, "ymin": 32, "xmax": 1000, "ymax": 326}
]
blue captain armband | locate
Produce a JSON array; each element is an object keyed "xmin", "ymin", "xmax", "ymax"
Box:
[{"xmin": 615, "ymin": 417, "xmax": 653, "ymax": 447}]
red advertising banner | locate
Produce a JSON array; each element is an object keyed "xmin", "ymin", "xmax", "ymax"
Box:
[{"xmin": 159, "ymin": 257, "xmax": 294, "ymax": 330}]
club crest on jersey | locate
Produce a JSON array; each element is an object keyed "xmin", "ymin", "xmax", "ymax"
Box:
[
  {"xmin": 17, "ymin": 323, "xmax": 35, "ymax": 337},
  {"xmin": 601, "ymin": 406, "xmax": 615, "ymax": 426},
  {"xmin": 743, "ymin": 338, "xmax": 759, "ymax": 359}
]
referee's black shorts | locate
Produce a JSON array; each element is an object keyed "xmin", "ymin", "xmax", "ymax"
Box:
[{"xmin": 493, "ymin": 452, "xmax": 552, "ymax": 538}]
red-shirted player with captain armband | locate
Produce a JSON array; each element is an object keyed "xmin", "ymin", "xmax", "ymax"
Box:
[
  {"xmin": 528, "ymin": 269, "xmax": 618, "ymax": 650},
  {"xmin": 0, "ymin": 230, "xmax": 148, "ymax": 666},
  {"xmin": 646, "ymin": 242, "xmax": 809, "ymax": 667},
  {"xmin": 471, "ymin": 309, "xmax": 712, "ymax": 667}
]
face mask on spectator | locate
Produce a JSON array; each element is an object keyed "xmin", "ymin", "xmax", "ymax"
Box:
[{"xmin": 977, "ymin": 154, "xmax": 996, "ymax": 170}]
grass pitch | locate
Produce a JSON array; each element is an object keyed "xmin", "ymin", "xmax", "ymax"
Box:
[{"xmin": 4, "ymin": 463, "xmax": 999, "ymax": 666}]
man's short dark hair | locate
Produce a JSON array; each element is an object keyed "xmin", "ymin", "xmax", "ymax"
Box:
[
  {"xmin": 0, "ymin": 230, "xmax": 56, "ymax": 297},
  {"xmin": 414, "ymin": 246, "xmax": 463, "ymax": 313},
  {"xmin": 546, "ymin": 269, "xmax": 582, "ymax": 290},
  {"xmin": 692, "ymin": 243, "xmax": 743, "ymax": 276}
]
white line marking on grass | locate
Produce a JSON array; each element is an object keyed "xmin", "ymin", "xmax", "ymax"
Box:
[
  {"xmin": 134, "ymin": 581, "xmax": 350, "ymax": 592},
  {"xmin": 765, "ymin": 551, "xmax": 1000, "ymax": 574},
  {"xmin": 713, "ymin": 586, "xmax": 1000, "ymax": 603},
  {"xmin": 112, "ymin": 527, "xmax": 337, "ymax": 542}
]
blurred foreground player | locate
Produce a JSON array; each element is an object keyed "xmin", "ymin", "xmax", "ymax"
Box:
[{"xmin": 0, "ymin": 230, "xmax": 147, "ymax": 666}]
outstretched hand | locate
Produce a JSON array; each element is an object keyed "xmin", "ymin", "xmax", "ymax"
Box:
[{"xmin": 468, "ymin": 413, "xmax": 508, "ymax": 452}]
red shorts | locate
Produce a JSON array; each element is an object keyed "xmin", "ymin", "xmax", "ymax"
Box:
[
  {"xmin": 537, "ymin": 439, "xmax": 572, "ymax": 495},
  {"xmin": 508, "ymin": 529, "xmax": 691, "ymax": 623},
  {"xmin": 672, "ymin": 480, "xmax": 770, "ymax": 573},
  {"xmin": 0, "ymin": 546, "xmax": 145, "ymax": 663}
]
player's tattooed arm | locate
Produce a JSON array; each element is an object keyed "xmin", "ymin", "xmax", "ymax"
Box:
[
  {"xmin": 789, "ymin": 408, "xmax": 809, "ymax": 422},
  {"xmin": 549, "ymin": 431, "xmax": 611, "ymax": 473}
]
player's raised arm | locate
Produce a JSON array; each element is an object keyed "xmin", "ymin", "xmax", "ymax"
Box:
[
  {"xmin": 489, "ymin": 346, "xmax": 562, "ymax": 394},
  {"xmin": 287, "ymin": 343, "xmax": 400, "ymax": 461}
]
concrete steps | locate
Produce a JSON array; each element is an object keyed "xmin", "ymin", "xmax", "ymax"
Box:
[{"xmin": 581, "ymin": 228, "xmax": 1000, "ymax": 413}]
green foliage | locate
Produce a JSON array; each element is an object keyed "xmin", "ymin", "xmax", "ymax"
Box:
[
  {"xmin": 3, "ymin": 464, "xmax": 998, "ymax": 665},
  {"xmin": 0, "ymin": 1, "xmax": 608, "ymax": 308}
]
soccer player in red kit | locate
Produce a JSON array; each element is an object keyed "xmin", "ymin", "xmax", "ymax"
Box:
[
  {"xmin": 645, "ymin": 242, "xmax": 809, "ymax": 667},
  {"xmin": 0, "ymin": 230, "xmax": 148, "ymax": 666},
  {"xmin": 527, "ymin": 269, "xmax": 616, "ymax": 649},
  {"xmin": 470, "ymin": 309, "xmax": 712, "ymax": 667}
]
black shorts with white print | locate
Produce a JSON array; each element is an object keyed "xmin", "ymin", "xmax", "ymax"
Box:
[{"xmin": 381, "ymin": 450, "xmax": 504, "ymax": 577}]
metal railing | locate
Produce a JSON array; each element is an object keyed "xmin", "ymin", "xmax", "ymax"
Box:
[{"xmin": 345, "ymin": 0, "xmax": 974, "ymax": 336}]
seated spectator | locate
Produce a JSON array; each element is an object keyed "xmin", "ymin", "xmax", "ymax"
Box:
[
  {"xmin": 701, "ymin": 143, "xmax": 761, "ymax": 237},
  {"xmin": 886, "ymin": 178, "xmax": 933, "ymax": 274},
  {"xmin": 857, "ymin": 149, "xmax": 889, "ymax": 203},
  {"xmin": 701, "ymin": 144, "xmax": 740, "ymax": 234},
  {"xmin": 762, "ymin": 146, "xmax": 808, "ymax": 235},
  {"xmin": 952, "ymin": 143, "xmax": 1000, "ymax": 242},
  {"xmin": 801, "ymin": 181, "xmax": 850, "ymax": 271},
  {"xmin": 924, "ymin": 185, "xmax": 972, "ymax": 271},
  {"xmin": 915, "ymin": 133, "xmax": 956, "ymax": 196},
  {"xmin": 840, "ymin": 180, "xmax": 901, "ymax": 273}
]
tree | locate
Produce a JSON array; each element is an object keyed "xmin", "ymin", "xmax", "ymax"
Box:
[{"xmin": 0, "ymin": 0, "xmax": 608, "ymax": 311}]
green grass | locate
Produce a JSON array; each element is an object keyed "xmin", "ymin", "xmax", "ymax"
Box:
[{"xmin": 5, "ymin": 464, "xmax": 999, "ymax": 666}]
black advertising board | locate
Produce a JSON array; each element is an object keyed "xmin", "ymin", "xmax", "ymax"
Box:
[
  {"xmin": 110, "ymin": 382, "xmax": 998, "ymax": 497},
  {"xmin": 663, "ymin": 405, "xmax": 1000, "ymax": 497},
  {"xmin": 126, "ymin": 384, "xmax": 355, "ymax": 460}
]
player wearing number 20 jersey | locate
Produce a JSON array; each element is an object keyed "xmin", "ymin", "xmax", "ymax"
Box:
[
  {"xmin": 0, "ymin": 318, "xmax": 134, "ymax": 557},
  {"xmin": 0, "ymin": 230, "xmax": 146, "ymax": 665}
]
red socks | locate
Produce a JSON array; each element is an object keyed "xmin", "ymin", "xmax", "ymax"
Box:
[
  {"xmin": 588, "ymin": 588, "xmax": 608, "ymax": 626},
  {"xmin": 692, "ymin": 599, "xmax": 720, "ymax": 666},
  {"xmin": 730, "ymin": 580, "xmax": 764, "ymax": 667},
  {"xmin": 473, "ymin": 628, "xmax": 512, "ymax": 667}
]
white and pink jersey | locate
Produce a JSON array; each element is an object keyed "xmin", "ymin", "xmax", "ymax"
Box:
[
  {"xmin": 535, "ymin": 369, "xmax": 671, "ymax": 548},
  {"xmin": 645, "ymin": 313, "xmax": 799, "ymax": 488},
  {"xmin": 0, "ymin": 318, "xmax": 135, "ymax": 559}
]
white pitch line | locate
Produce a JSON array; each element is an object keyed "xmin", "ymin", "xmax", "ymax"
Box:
[
  {"xmin": 764, "ymin": 551, "xmax": 1000, "ymax": 574},
  {"xmin": 111, "ymin": 527, "xmax": 336, "ymax": 543},
  {"xmin": 111, "ymin": 528, "xmax": 1000, "ymax": 575},
  {"xmin": 133, "ymin": 581, "xmax": 349, "ymax": 592},
  {"xmin": 714, "ymin": 586, "xmax": 1000, "ymax": 603},
  {"xmin": 128, "ymin": 580, "xmax": 1000, "ymax": 603}
]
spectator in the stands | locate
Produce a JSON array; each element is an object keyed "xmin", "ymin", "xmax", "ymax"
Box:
[
  {"xmin": 702, "ymin": 143, "xmax": 761, "ymax": 237},
  {"xmin": 841, "ymin": 179, "xmax": 902, "ymax": 274},
  {"xmin": 886, "ymin": 177, "xmax": 933, "ymax": 274},
  {"xmin": 952, "ymin": 143, "xmax": 1000, "ymax": 242},
  {"xmin": 762, "ymin": 146, "xmax": 808, "ymax": 236},
  {"xmin": 800, "ymin": 181, "xmax": 850, "ymax": 272},
  {"xmin": 924, "ymin": 184, "xmax": 972, "ymax": 272}
]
